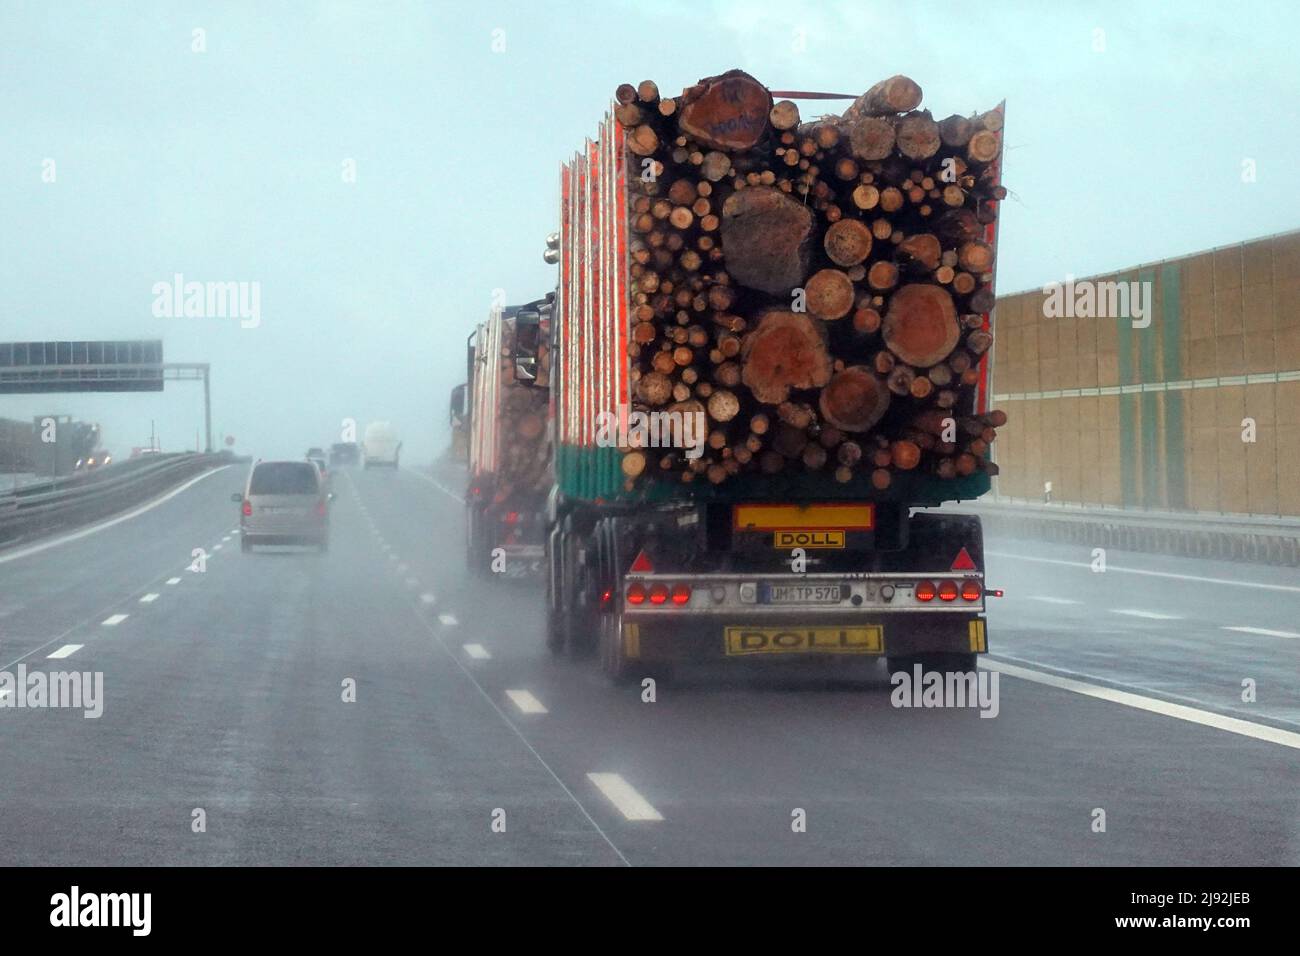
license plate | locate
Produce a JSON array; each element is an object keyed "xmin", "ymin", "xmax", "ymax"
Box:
[
  {"xmin": 724, "ymin": 626, "xmax": 883, "ymax": 656},
  {"xmin": 765, "ymin": 583, "xmax": 843, "ymax": 604}
]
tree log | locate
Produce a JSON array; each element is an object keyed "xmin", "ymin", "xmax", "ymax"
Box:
[
  {"xmin": 804, "ymin": 268, "xmax": 855, "ymax": 321},
  {"xmin": 847, "ymin": 117, "xmax": 896, "ymax": 161},
  {"xmin": 818, "ymin": 365, "xmax": 891, "ymax": 432},
  {"xmin": 678, "ymin": 69, "xmax": 772, "ymax": 152},
  {"xmin": 882, "ymin": 284, "xmax": 961, "ymax": 368},
  {"xmin": 845, "ymin": 75, "xmax": 923, "ymax": 117},
  {"xmin": 739, "ymin": 309, "xmax": 833, "ymax": 404},
  {"xmin": 720, "ymin": 187, "xmax": 816, "ymax": 294},
  {"xmin": 823, "ymin": 219, "xmax": 873, "ymax": 267}
]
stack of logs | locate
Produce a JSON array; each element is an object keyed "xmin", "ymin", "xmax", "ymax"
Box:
[
  {"xmin": 616, "ymin": 70, "xmax": 1008, "ymax": 490},
  {"xmin": 495, "ymin": 317, "xmax": 551, "ymax": 499}
]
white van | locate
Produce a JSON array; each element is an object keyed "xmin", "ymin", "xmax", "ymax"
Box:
[{"xmin": 362, "ymin": 422, "xmax": 402, "ymax": 469}]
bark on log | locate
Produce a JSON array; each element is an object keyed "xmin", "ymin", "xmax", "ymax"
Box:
[{"xmin": 845, "ymin": 75, "xmax": 923, "ymax": 117}]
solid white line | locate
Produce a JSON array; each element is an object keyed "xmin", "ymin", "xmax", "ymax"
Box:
[
  {"xmin": 986, "ymin": 549, "xmax": 1300, "ymax": 594},
  {"xmin": 463, "ymin": 643, "xmax": 491, "ymax": 660},
  {"xmin": 419, "ymin": 593, "xmax": 437, "ymax": 605},
  {"xmin": 1111, "ymin": 609, "xmax": 1181, "ymax": 620},
  {"xmin": 984, "ymin": 659, "xmax": 1300, "ymax": 750},
  {"xmin": 166, "ymin": 577, "xmax": 181, "ymax": 585},
  {"xmin": 406, "ymin": 468, "xmax": 466, "ymax": 503},
  {"xmin": 139, "ymin": 593, "xmax": 160, "ymax": 604},
  {"xmin": 101, "ymin": 614, "xmax": 128, "ymax": 626},
  {"xmin": 1223, "ymin": 626, "xmax": 1300, "ymax": 639},
  {"xmin": 505, "ymin": 689, "xmax": 547, "ymax": 715},
  {"xmin": 438, "ymin": 613, "xmax": 458, "ymax": 626},
  {"xmin": 0, "ymin": 466, "xmax": 229, "ymax": 565},
  {"xmin": 1026, "ymin": 595, "xmax": 1082, "ymax": 605},
  {"xmin": 47, "ymin": 644, "xmax": 84, "ymax": 659},
  {"xmin": 587, "ymin": 773, "xmax": 664, "ymax": 822}
]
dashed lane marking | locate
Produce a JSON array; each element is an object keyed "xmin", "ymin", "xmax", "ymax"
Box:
[
  {"xmin": 166, "ymin": 577, "xmax": 181, "ymax": 585},
  {"xmin": 1223, "ymin": 626, "xmax": 1300, "ymax": 639},
  {"xmin": 1110, "ymin": 609, "xmax": 1181, "ymax": 620},
  {"xmin": 586, "ymin": 773, "xmax": 664, "ymax": 822},
  {"xmin": 463, "ymin": 643, "xmax": 491, "ymax": 660},
  {"xmin": 505, "ymin": 689, "xmax": 547, "ymax": 715},
  {"xmin": 139, "ymin": 593, "xmax": 160, "ymax": 604},
  {"xmin": 47, "ymin": 644, "xmax": 84, "ymax": 659},
  {"xmin": 438, "ymin": 613, "xmax": 458, "ymax": 626},
  {"xmin": 101, "ymin": 614, "xmax": 128, "ymax": 627}
]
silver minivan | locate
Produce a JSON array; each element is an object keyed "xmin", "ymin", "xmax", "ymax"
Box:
[{"xmin": 234, "ymin": 460, "xmax": 332, "ymax": 552}]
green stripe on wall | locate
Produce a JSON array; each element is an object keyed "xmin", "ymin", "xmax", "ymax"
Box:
[
  {"xmin": 1117, "ymin": 271, "xmax": 1138, "ymax": 507},
  {"xmin": 1160, "ymin": 263, "xmax": 1187, "ymax": 509},
  {"xmin": 1138, "ymin": 267, "xmax": 1160, "ymax": 507}
]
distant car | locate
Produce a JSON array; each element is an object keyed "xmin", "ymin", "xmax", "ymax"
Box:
[
  {"xmin": 362, "ymin": 422, "xmax": 401, "ymax": 469},
  {"xmin": 74, "ymin": 452, "xmax": 112, "ymax": 472},
  {"xmin": 306, "ymin": 447, "xmax": 326, "ymax": 459},
  {"xmin": 234, "ymin": 459, "xmax": 332, "ymax": 553},
  {"xmin": 329, "ymin": 442, "xmax": 360, "ymax": 467},
  {"xmin": 308, "ymin": 455, "xmax": 330, "ymax": 488}
]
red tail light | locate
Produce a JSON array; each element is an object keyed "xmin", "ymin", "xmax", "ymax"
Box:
[
  {"xmin": 938, "ymin": 580, "xmax": 959, "ymax": 602},
  {"xmin": 671, "ymin": 584, "xmax": 692, "ymax": 605},
  {"xmin": 601, "ymin": 588, "xmax": 613, "ymax": 606},
  {"xmin": 961, "ymin": 580, "xmax": 983, "ymax": 601},
  {"xmin": 241, "ymin": 500, "xmax": 252, "ymax": 517},
  {"xmin": 648, "ymin": 583, "xmax": 669, "ymax": 605},
  {"xmin": 505, "ymin": 511, "xmax": 519, "ymax": 525},
  {"xmin": 626, "ymin": 583, "xmax": 646, "ymax": 605},
  {"xmin": 915, "ymin": 580, "xmax": 936, "ymax": 602}
]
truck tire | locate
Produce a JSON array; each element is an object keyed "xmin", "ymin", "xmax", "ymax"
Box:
[{"xmin": 599, "ymin": 607, "xmax": 635, "ymax": 684}]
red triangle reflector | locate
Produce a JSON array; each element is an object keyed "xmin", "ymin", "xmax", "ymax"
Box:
[
  {"xmin": 951, "ymin": 547, "xmax": 977, "ymax": 571},
  {"xmin": 630, "ymin": 550, "xmax": 654, "ymax": 573}
]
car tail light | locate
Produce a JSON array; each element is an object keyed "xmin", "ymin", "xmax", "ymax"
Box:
[
  {"xmin": 626, "ymin": 583, "xmax": 646, "ymax": 605},
  {"xmin": 648, "ymin": 583, "xmax": 669, "ymax": 605},
  {"xmin": 671, "ymin": 583, "xmax": 691, "ymax": 605},
  {"xmin": 241, "ymin": 500, "xmax": 252, "ymax": 517},
  {"xmin": 961, "ymin": 580, "xmax": 982, "ymax": 602},
  {"xmin": 915, "ymin": 580, "xmax": 936, "ymax": 602},
  {"xmin": 938, "ymin": 580, "xmax": 959, "ymax": 602}
]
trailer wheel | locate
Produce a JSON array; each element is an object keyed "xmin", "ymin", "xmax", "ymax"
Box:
[{"xmin": 599, "ymin": 607, "xmax": 635, "ymax": 684}]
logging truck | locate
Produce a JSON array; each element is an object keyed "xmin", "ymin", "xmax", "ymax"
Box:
[
  {"xmin": 463, "ymin": 298, "xmax": 552, "ymax": 577},
  {"xmin": 516, "ymin": 71, "xmax": 1005, "ymax": 680}
]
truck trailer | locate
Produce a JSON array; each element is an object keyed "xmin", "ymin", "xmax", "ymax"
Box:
[
  {"xmin": 463, "ymin": 298, "xmax": 553, "ymax": 577},
  {"xmin": 514, "ymin": 71, "xmax": 1007, "ymax": 680}
]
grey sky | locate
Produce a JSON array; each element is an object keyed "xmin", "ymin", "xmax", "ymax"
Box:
[{"xmin": 2, "ymin": 0, "xmax": 1296, "ymax": 462}]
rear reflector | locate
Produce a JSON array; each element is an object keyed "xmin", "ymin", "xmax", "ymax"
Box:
[
  {"xmin": 915, "ymin": 580, "xmax": 936, "ymax": 602},
  {"xmin": 938, "ymin": 580, "xmax": 959, "ymax": 602},
  {"xmin": 961, "ymin": 580, "xmax": 982, "ymax": 601},
  {"xmin": 629, "ymin": 550, "xmax": 654, "ymax": 573},
  {"xmin": 951, "ymin": 547, "xmax": 977, "ymax": 571}
]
